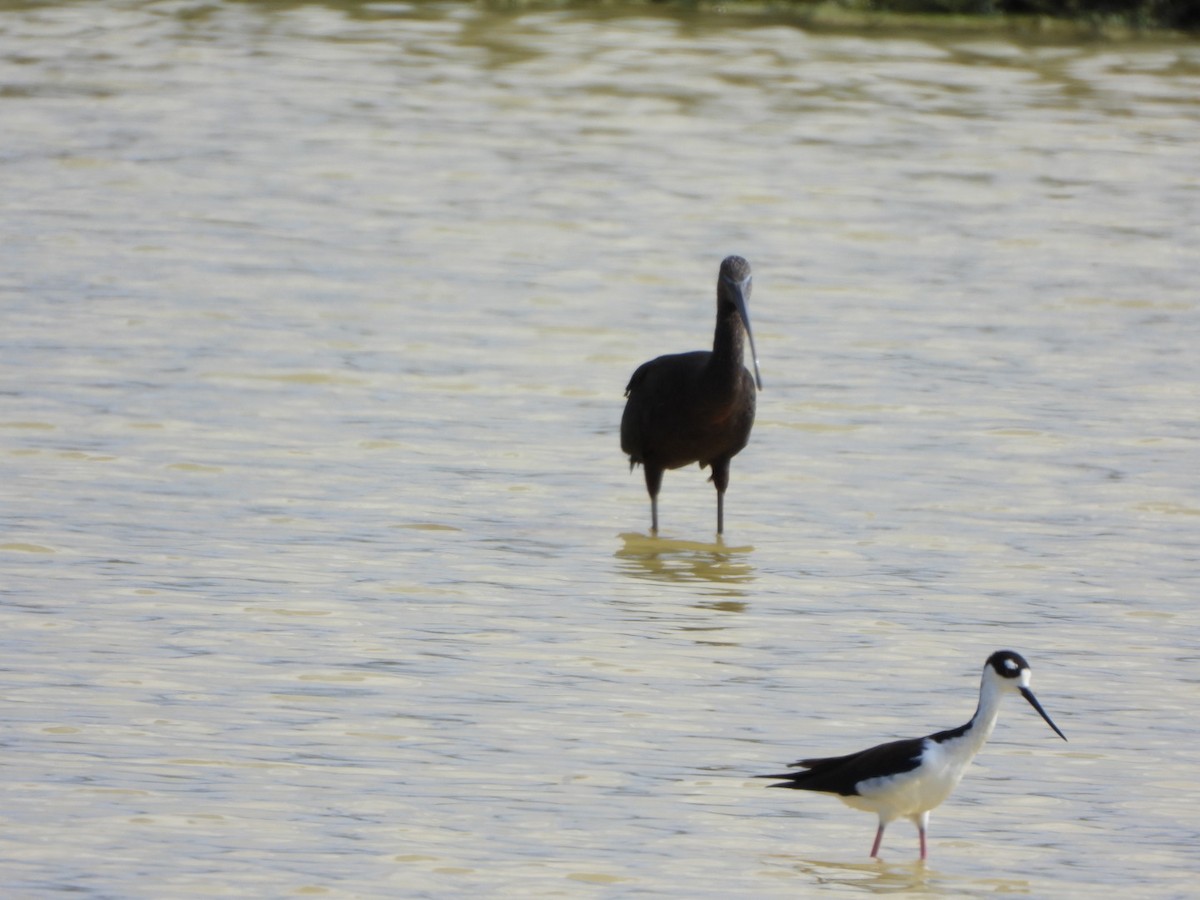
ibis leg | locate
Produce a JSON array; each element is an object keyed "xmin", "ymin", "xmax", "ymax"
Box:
[
  {"xmin": 643, "ymin": 465, "xmax": 663, "ymax": 533},
  {"xmin": 710, "ymin": 458, "xmax": 731, "ymax": 535}
]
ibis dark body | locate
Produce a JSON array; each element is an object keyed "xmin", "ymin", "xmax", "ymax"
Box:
[{"xmin": 621, "ymin": 255, "xmax": 762, "ymax": 535}]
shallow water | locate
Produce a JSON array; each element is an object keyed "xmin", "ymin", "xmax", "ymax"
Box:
[{"xmin": 2, "ymin": 1, "xmax": 1198, "ymax": 896}]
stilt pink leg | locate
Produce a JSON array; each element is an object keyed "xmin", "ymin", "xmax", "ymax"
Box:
[
  {"xmin": 917, "ymin": 811, "xmax": 929, "ymax": 861},
  {"xmin": 870, "ymin": 823, "xmax": 885, "ymax": 858}
]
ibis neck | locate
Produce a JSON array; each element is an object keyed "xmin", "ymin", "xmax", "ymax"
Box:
[{"xmin": 710, "ymin": 306, "xmax": 747, "ymax": 380}]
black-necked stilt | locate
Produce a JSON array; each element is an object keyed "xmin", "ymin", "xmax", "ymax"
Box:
[
  {"xmin": 758, "ymin": 650, "xmax": 1066, "ymax": 861},
  {"xmin": 620, "ymin": 255, "xmax": 763, "ymax": 536}
]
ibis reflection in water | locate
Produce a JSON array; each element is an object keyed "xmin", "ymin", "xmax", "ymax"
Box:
[{"xmin": 620, "ymin": 255, "xmax": 763, "ymax": 535}]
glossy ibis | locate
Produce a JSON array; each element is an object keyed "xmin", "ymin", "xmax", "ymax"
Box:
[
  {"xmin": 620, "ymin": 255, "xmax": 762, "ymax": 535},
  {"xmin": 757, "ymin": 650, "xmax": 1067, "ymax": 860}
]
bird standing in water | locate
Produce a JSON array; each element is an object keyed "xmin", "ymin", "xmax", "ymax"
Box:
[
  {"xmin": 758, "ymin": 650, "xmax": 1067, "ymax": 861},
  {"xmin": 620, "ymin": 255, "xmax": 762, "ymax": 535}
]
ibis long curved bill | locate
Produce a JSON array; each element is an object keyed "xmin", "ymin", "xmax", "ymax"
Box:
[{"xmin": 724, "ymin": 271, "xmax": 762, "ymax": 391}]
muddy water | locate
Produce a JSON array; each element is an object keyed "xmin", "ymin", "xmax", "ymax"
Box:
[{"xmin": 1, "ymin": 2, "xmax": 1198, "ymax": 896}]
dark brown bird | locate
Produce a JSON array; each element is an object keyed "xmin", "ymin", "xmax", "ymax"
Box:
[{"xmin": 620, "ymin": 255, "xmax": 762, "ymax": 535}]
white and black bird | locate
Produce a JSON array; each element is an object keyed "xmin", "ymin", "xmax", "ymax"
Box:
[{"xmin": 758, "ymin": 650, "xmax": 1067, "ymax": 861}]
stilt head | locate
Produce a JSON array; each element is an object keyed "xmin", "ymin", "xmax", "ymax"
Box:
[
  {"xmin": 718, "ymin": 255, "xmax": 762, "ymax": 391},
  {"xmin": 985, "ymin": 650, "xmax": 1067, "ymax": 741}
]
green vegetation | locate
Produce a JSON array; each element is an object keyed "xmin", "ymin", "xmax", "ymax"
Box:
[
  {"xmin": 588, "ymin": 0, "xmax": 1200, "ymax": 33},
  {"xmin": 854, "ymin": 0, "xmax": 1199, "ymax": 31}
]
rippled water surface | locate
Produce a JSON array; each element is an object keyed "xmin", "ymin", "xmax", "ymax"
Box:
[{"xmin": 2, "ymin": 1, "xmax": 1198, "ymax": 896}]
